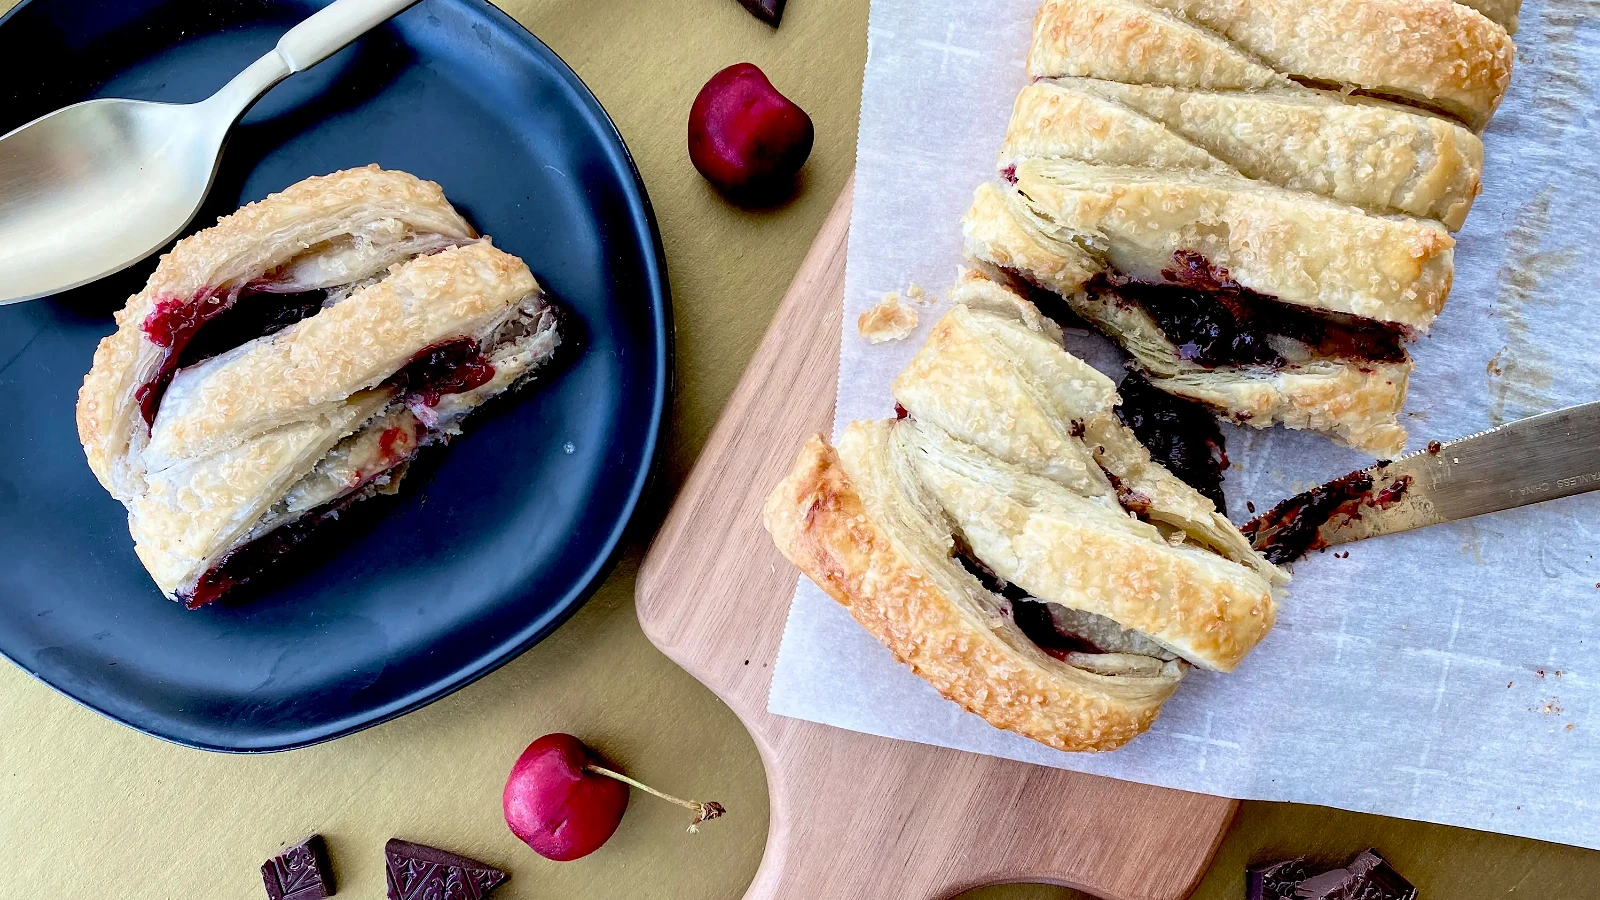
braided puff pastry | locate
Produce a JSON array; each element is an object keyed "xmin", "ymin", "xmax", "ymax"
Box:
[
  {"xmin": 765, "ymin": 275, "xmax": 1281, "ymax": 752},
  {"xmin": 77, "ymin": 167, "xmax": 560, "ymax": 605},
  {"xmin": 1028, "ymin": 0, "xmax": 1515, "ymax": 130}
]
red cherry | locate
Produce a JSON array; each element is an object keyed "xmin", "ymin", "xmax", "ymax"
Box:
[
  {"xmin": 503, "ymin": 733, "xmax": 629, "ymax": 861},
  {"xmin": 688, "ymin": 63, "xmax": 815, "ymax": 203}
]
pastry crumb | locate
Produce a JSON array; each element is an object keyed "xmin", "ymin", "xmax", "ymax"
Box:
[
  {"xmin": 858, "ymin": 292, "xmax": 919, "ymax": 343},
  {"xmin": 906, "ymin": 282, "xmax": 934, "ymax": 304}
]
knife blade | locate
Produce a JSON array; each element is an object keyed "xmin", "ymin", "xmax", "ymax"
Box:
[{"xmin": 1244, "ymin": 399, "xmax": 1600, "ymax": 563}]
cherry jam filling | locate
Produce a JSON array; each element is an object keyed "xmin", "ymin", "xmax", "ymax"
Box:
[
  {"xmin": 137, "ymin": 285, "xmax": 331, "ymax": 426},
  {"xmin": 1242, "ymin": 464, "xmax": 1412, "ymax": 565},
  {"xmin": 391, "ymin": 338, "xmax": 497, "ymax": 408},
  {"xmin": 1115, "ymin": 372, "xmax": 1230, "ymax": 512},
  {"xmin": 180, "ymin": 474, "xmax": 389, "ymax": 609},
  {"xmin": 1099, "ymin": 251, "xmax": 1409, "ymax": 368},
  {"xmin": 1108, "ymin": 279, "xmax": 1283, "ymax": 368},
  {"xmin": 377, "ymin": 426, "xmax": 410, "ymax": 460},
  {"xmin": 174, "ymin": 289, "xmax": 326, "ymax": 370},
  {"xmin": 136, "ymin": 288, "xmax": 237, "ymax": 425}
]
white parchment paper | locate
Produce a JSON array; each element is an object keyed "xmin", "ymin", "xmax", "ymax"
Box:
[{"xmin": 769, "ymin": 0, "xmax": 1600, "ymax": 849}]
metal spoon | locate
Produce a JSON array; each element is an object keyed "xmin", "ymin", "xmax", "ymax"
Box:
[{"xmin": 0, "ymin": 0, "xmax": 420, "ymax": 305}]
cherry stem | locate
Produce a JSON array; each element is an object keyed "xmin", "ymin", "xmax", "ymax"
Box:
[{"xmin": 584, "ymin": 764, "xmax": 726, "ymax": 833}]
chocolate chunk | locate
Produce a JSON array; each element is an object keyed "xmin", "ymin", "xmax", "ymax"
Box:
[
  {"xmin": 1247, "ymin": 857, "xmax": 1312, "ymax": 900},
  {"xmin": 737, "ymin": 0, "xmax": 786, "ymax": 26},
  {"xmin": 385, "ymin": 839, "xmax": 506, "ymax": 900},
  {"xmin": 1293, "ymin": 849, "xmax": 1416, "ymax": 900},
  {"xmin": 261, "ymin": 834, "xmax": 335, "ymax": 900}
]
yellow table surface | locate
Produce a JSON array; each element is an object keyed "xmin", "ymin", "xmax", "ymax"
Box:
[{"xmin": 2, "ymin": 1, "xmax": 1599, "ymax": 898}]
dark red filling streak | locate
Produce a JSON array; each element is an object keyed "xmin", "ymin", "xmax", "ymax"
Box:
[
  {"xmin": 390, "ymin": 338, "xmax": 496, "ymax": 407},
  {"xmin": 1242, "ymin": 466, "xmax": 1413, "ymax": 565},
  {"xmin": 137, "ymin": 285, "xmax": 328, "ymax": 425},
  {"xmin": 1100, "ymin": 251, "xmax": 1409, "ymax": 369},
  {"xmin": 181, "ymin": 482, "xmax": 376, "ymax": 609},
  {"xmin": 377, "ymin": 426, "xmax": 408, "ymax": 460},
  {"xmin": 148, "ymin": 291, "xmax": 498, "ymax": 608}
]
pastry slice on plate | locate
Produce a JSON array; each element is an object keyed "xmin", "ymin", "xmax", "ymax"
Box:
[
  {"xmin": 78, "ymin": 166, "xmax": 562, "ymax": 606},
  {"xmin": 764, "ymin": 272, "xmax": 1282, "ymax": 752}
]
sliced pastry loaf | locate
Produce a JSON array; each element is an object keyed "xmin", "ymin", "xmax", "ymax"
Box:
[
  {"xmin": 892, "ymin": 271, "xmax": 1282, "ymax": 578},
  {"xmin": 78, "ymin": 167, "xmax": 562, "ymax": 606},
  {"xmin": 1003, "ymin": 79, "xmax": 1484, "ymax": 229},
  {"xmin": 765, "ymin": 288, "xmax": 1283, "ymax": 751},
  {"xmin": 1029, "ymin": 0, "xmax": 1516, "ymax": 130}
]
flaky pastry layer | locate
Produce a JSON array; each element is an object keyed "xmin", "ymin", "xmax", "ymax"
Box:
[
  {"xmin": 1004, "ymin": 80, "xmax": 1483, "ymax": 229},
  {"xmin": 765, "ymin": 429, "xmax": 1181, "ymax": 752},
  {"xmin": 1028, "ymin": 0, "xmax": 1515, "ymax": 130}
]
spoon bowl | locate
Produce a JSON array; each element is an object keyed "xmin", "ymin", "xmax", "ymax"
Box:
[
  {"xmin": 0, "ymin": 0, "xmax": 419, "ymax": 305},
  {"xmin": 0, "ymin": 98, "xmax": 230, "ymax": 303}
]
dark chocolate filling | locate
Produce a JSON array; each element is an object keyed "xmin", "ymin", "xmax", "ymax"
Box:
[
  {"xmin": 1010, "ymin": 597, "xmax": 1105, "ymax": 659},
  {"xmin": 1242, "ymin": 464, "xmax": 1413, "ymax": 564},
  {"xmin": 952, "ymin": 544, "xmax": 1106, "ymax": 659},
  {"xmin": 1115, "ymin": 371, "xmax": 1230, "ymax": 512},
  {"xmin": 139, "ymin": 285, "xmax": 346, "ymax": 426},
  {"xmin": 173, "ymin": 289, "xmax": 327, "ymax": 370},
  {"xmin": 1100, "ymin": 251, "xmax": 1409, "ymax": 368}
]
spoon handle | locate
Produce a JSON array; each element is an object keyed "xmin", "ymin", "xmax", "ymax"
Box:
[
  {"xmin": 204, "ymin": 0, "xmax": 422, "ymax": 123},
  {"xmin": 276, "ymin": 0, "xmax": 424, "ymax": 73}
]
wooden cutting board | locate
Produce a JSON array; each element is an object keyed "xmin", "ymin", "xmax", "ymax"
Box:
[{"xmin": 636, "ymin": 178, "xmax": 1236, "ymax": 900}]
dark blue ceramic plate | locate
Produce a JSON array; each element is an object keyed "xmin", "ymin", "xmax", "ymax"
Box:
[{"xmin": 0, "ymin": 0, "xmax": 670, "ymax": 751}]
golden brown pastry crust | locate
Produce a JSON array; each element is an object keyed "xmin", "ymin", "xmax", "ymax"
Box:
[
  {"xmin": 76, "ymin": 167, "xmax": 560, "ymax": 600},
  {"xmin": 1030, "ymin": 0, "xmax": 1515, "ymax": 131},
  {"xmin": 765, "ymin": 429, "xmax": 1181, "ymax": 753},
  {"xmin": 1006, "ymin": 80, "xmax": 1484, "ymax": 229},
  {"xmin": 78, "ymin": 165, "xmax": 476, "ymax": 497},
  {"xmin": 891, "ymin": 281, "xmax": 1283, "ymax": 588},
  {"xmin": 1027, "ymin": 0, "xmax": 1286, "ymax": 92},
  {"xmin": 1007, "ymin": 159, "xmax": 1455, "ymax": 328},
  {"xmin": 1139, "ymin": 0, "xmax": 1514, "ymax": 129},
  {"xmin": 902, "ymin": 422, "xmax": 1276, "ymax": 672},
  {"xmin": 766, "ymin": 287, "xmax": 1285, "ymax": 750}
]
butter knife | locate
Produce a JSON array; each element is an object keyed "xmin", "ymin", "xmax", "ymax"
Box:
[{"xmin": 1244, "ymin": 400, "xmax": 1600, "ymax": 563}]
